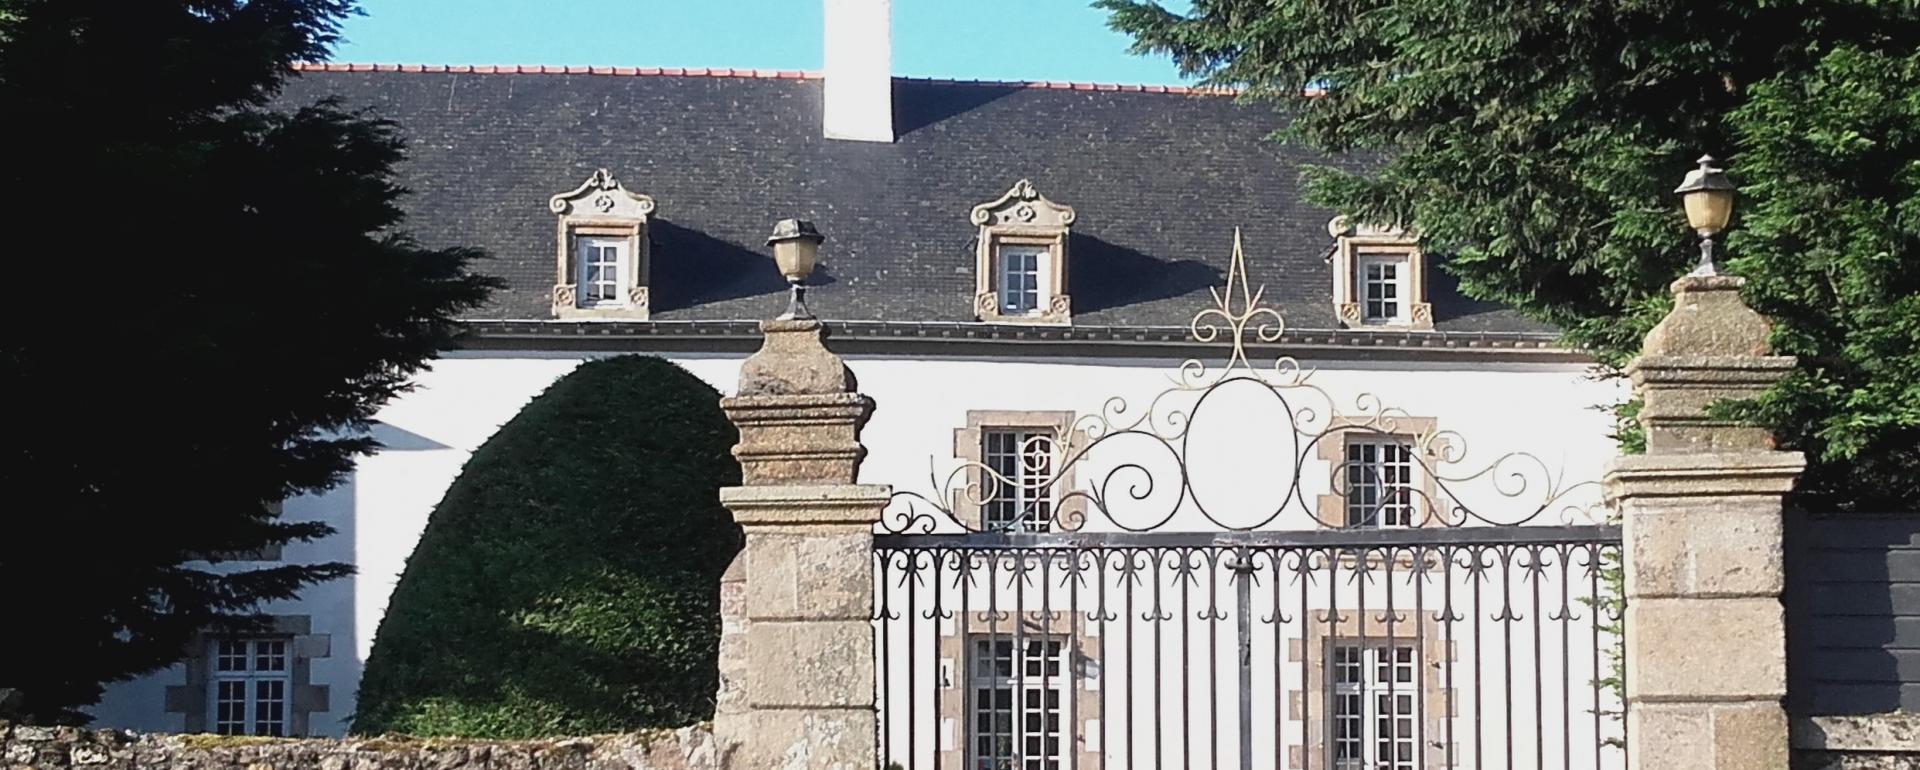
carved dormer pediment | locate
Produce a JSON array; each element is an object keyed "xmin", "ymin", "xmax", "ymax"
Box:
[
  {"xmin": 970, "ymin": 179, "xmax": 1076, "ymax": 229},
  {"xmin": 548, "ymin": 168, "xmax": 656, "ymax": 219},
  {"xmin": 1327, "ymin": 215, "xmax": 1414, "ymax": 240}
]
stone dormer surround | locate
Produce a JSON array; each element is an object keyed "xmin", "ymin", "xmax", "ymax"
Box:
[
  {"xmin": 971, "ymin": 180, "xmax": 1076, "ymax": 325},
  {"xmin": 549, "ymin": 168, "xmax": 656, "ymax": 320},
  {"xmin": 1329, "ymin": 217, "xmax": 1433, "ymax": 330}
]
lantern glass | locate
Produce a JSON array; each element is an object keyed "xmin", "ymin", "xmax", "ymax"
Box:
[
  {"xmin": 1683, "ymin": 188, "xmax": 1734, "ymax": 235},
  {"xmin": 772, "ymin": 238, "xmax": 819, "ymax": 282}
]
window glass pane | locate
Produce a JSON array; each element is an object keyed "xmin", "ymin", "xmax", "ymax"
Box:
[
  {"xmin": 970, "ymin": 634, "xmax": 1065, "ymax": 769},
  {"xmin": 255, "ymin": 679, "xmax": 286, "ymax": 736},
  {"xmin": 997, "ymin": 245, "xmax": 1047, "ymax": 314},
  {"xmin": 576, "ymin": 237, "xmax": 628, "ymax": 307},
  {"xmin": 1345, "ymin": 439, "xmax": 1415, "ymax": 527},
  {"xmin": 1331, "ymin": 641, "xmax": 1421, "ymax": 769},
  {"xmin": 1359, "ymin": 255, "xmax": 1406, "ymax": 321},
  {"xmin": 981, "ymin": 430, "xmax": 1054, "ymax": 532},
  {"xmin": 214, "ymin": 680, "xmax": 246, "ymax": 735},
  {"xmin": 216, "ymin": 640, "xmax": 247, "ymax": 672},
  {"xmin": 255, "ymin": 640, "xmax": 287, "ymax": 672},
  {"xmin": 1335, "ymin": 644, "xmax": 1362, "ymax": 683}
]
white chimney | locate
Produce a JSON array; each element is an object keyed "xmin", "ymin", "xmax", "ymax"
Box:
[{"xmin": 822, "ymin": 0, "xmax": 894, "ymax": 142}]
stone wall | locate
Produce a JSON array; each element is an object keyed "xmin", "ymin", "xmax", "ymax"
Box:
[
  {"xmin": 1792, "ymin": 714, "xmax": 1920, "ymax": 770},
  {"xmin": 0, "ymin": 723, "xmax": 715, "ymax": 770}
]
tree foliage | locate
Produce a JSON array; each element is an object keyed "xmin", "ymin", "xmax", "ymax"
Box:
[
  {"xmin": 1102, "ymin": 0, "xmax": 1920, "ymax": 509},
  {"xmin": 0, "ymin": 0, "xmax": 496, "ymax": 722},
  {"xmin": 1725, "ymin": 45, "xmax": 1920, "ymax": 509},
  {"xmin": 351, "ymin": 356, "xmax": 743, "ymax": 739}
]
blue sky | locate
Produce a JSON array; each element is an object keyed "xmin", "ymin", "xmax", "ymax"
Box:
[{"xmin": 332, "ymin": 1, "xmax": 1195, "ymax": 85}]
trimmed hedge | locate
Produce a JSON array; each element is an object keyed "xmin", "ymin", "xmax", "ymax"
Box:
[{"xmin": 351, "ymin": 356, "xmax": 742, "ymax": 738}]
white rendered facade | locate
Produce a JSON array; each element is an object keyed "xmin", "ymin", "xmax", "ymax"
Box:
[{"xmin": 88, "ymin": 346, "xmax": 1624, "ymax": 755}]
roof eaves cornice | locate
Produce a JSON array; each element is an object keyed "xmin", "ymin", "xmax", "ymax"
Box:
[{"xmin": 457, "ymin": 319, "xmax": 1584, "ymax": 361}]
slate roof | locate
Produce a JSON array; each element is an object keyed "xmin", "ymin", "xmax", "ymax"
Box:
[{"xmin": 280, "ymin": 66, "xmax": 1550, "ymax": 335}]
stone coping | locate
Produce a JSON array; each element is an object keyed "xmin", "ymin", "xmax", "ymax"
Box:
[
  {"xmin": 719, "ymin": 483, "xmax": 893, "ymax": 527},
  {"xmin": 719, "ymin": 484, "xmax": 891, "ymax": 503},
  {"xmin": 1603, "ymin": 451, "xmax": 1808, "ymax": 499}
]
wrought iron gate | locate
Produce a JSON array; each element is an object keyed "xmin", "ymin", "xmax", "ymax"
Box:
[{"xmin": 872, "ymin": 235, "xmax": 1625, "ymax": 770}]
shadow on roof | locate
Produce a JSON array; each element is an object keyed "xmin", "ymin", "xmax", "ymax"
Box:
[
  {"xmin": 650, "ymin": 219, "xmax": 835, "ymax": 313},
  {"xmin": 893, "ymin": 80, "xmax": 1022, "ymax": 137},
  {"xmin": 1425, "ymin": 253, "xmax": 1542, "ymax": 331},
  {"xmin": 1069, "ymin": 232, "xmax": 1222, "ymax": 315}
]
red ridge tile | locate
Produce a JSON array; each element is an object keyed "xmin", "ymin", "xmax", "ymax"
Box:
[{"xmin": 289, "ymin": 62, "xmax": 1245, "ymax": 95}]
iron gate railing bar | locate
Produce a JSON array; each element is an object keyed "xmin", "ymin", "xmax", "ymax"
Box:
[{"xmin": 1232, "ymin": 553, "xmax": 1255, "ymax": 770}]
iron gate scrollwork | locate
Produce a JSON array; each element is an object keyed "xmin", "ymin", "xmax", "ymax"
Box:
[{"xmin": 873, "ymin": 232, "xmax": 1625, "ymax": 770}]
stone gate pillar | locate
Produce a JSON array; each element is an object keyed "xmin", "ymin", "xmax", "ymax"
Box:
[
  {"xmin": 1604, "ymin": 274, "xmax": 1805, "ymax": 769},
  {"xmin": 714, "ymin": 318, "xmax": 888, "ymax": 770}
]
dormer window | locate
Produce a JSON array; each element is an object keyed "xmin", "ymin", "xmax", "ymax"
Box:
[
  {"xmin": 971, "ymin": 179, "xmax": 1075, "ymax": 324},
  {"xmin": 1330, "ymin": 217, "xmax": 1432, "ymax": 330},
  {"xmin": 548, "ymin": 169, "xmax": 655, "ymax": 320}
]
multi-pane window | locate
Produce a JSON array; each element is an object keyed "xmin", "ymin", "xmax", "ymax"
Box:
[
  {"xmin": 1359, "ymin": 255, "xmax": 1406, "ymax": 322},
  {"xmin": 1331, "ymin": 642, "xmax": 1418, "ymax": 770},
  {"xmin": 576, "ymin": 236, "xmax": 628, "ymax": 307},
  {"xmin": 210, "ymin": 638, "xmax": 291, "ymax": 736},
  {"xmin": 983, "ymin": 430, "xmax": 1055, "ymax": 532},
  {"xmin": 970, "ymin": 636, "xmax": 1068, "ymax": 770},
  {"xmin": 1345, "ymin": 439, "xmax": 1415, "ymax": 528},
  {"xmin": 998, "ymin": 245, "xmax": 1047, "ymax": 315}
]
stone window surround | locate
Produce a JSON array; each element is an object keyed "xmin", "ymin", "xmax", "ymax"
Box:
[
  {"xmin": 1330, "ymin": 220, "xmax": 1433, "ymax": 330},
  {"xmin": 971, "ymin": 180, "xmax": 1076, "ymax": 326},
  {"xmin": 163, "ymin": 614, "xmax": 330, "ymax": 736},
  {"xmin": 952, "ymin": 411, "xmax": 1088, "ymax": 531},
  {"xmin": 206, "ymin": 638, "xmax": 291, "ymax": 736},
  {"xmin": 1313, "ymin": 417, "xmax": 1451, "ymax": 530},
  {"xmin": 1287, "ymin": 610, "xmax": 1457, "ymax": 770},
  {"xmin": 936, "ymin": 610, "xmax": 1103, "ymax": 770},
  {"xmin": 548, "ymin": 168, "xmax": 656, "ymax": 321}
]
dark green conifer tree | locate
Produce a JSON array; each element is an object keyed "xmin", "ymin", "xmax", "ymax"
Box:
[{"xmin": 0, "ymin": 0, "xmax": 496, "ymax": 722}]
